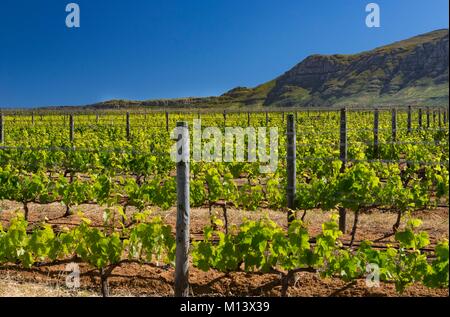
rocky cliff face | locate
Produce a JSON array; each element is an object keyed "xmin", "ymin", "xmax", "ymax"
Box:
[{"xmin": 264, "ymin": 29, "xmax": 449, "ymax": 107}]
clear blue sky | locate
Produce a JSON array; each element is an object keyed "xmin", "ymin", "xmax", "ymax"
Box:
[{"xmin": 0, "ymin": 0, "xmax": 448, "ymax": 108}]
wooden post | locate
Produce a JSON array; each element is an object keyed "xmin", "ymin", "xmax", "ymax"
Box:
[
  {"xmin": 223, "ymin": 110, "xmax": 227, "ymax": 127},
  {"xmin": 392, "ymin": 109, "xmax": 397, "ymax": 142},
  {"xmin": 407, "ymin": 106, "xmax": 412, "ymax": 134},
  {"xmin": 248, "ymin": 112, "xmax": 251, "ymax": 126},
  {"xmin": 166, "ymin": 111, "xmax": 169, "ymax": 132},
  {"xmin": 418, "ymin": 108, "xmax": 422, "ymax": 129},
  {"xmin": 339, "ymin": 108, "xmax": 347, "ymax": 233},
  {"xmin": 0, "ymin": 113, "xmax": 4, "ymax": 144},
  {"xmin": 282, "ymin": 112, "xmax": 285, "ymax": 123},
  {"xmin": 444, "ymin": 108, "xmax": 448, "ymax": 125},
  {"xmin": 286, "ymin": 114, "xmax": 296, "ymax": 225},
  {"xmin": 126, "ymin": 112, "xmax": 131, "ymax": 140},
  {"xmin": 96, "ymin": 113, "xmax": 99, "ymax": 123},
  {"xmin": 174, "ymin": 121, "xmax": 190, "ymax": 297},
  {"xmin": 439, "ymin": 109, "xmax": 442, "ymax": 127},
  {"xmin": 426, "ymin": 108, "xmax": 430, "ymax": 128},
  {"xmin": 31, "ymin": 112, "xmax": 34, "ymax": 125},
  {"xmin": 265, "ymin": 111, "xmax": 269, "ymax": 126},
  {"xmin": 373, "ymin": 109, "xmax": 379, "ymax": 159},
  {"xmin": 433, "ymin": 110, "xmax": 436, "ymax": 126},
  {"xmin": 69, "ymin": 114, "xmax": 74, "ymax": 143},
  {"xmin": 340, "ymin": 108, "xmax": 348, "ymax": 164}
]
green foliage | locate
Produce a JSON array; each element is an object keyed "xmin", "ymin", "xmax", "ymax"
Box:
[
  {"xmin": 0, "ymin": 108, "xmax": 448, "ymax": 296},
  {"xmin": 128, "ymin": 213, "xmax": 176, "ymax": 264},
  {"xmin": 192, "ymin": 215, "xmax": 449, "ymax": 293},
  {"xmin": 0, "ymin": 212, "xmax": 175, "ymax": 271},
  {"xmin": 424, "ymin": 241, "xmax": 449, "ymax": 288}
]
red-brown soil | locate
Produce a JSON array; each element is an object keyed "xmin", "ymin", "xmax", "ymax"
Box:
[{"xmin": 0, "ymin": 201, "xmax": 448, "ymax": 297}]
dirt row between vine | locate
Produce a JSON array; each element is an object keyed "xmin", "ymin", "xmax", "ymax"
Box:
[
  {"xmin": 1, "ymin": 201, "xmax": 448, "ymax": 245},
  {"xmin": 0, "ymin": 260, "xmax": 448, "ymax": 297},
  {"xmin": 0, "ymin": 202, "xmax": 448, "ymax": 297}
]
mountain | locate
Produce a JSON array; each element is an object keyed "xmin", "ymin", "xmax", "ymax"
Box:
[
  {"xmin": 85, "ymin": 29, "xmax": 449, "ymax": 110},
  {"xmin": 262, "ymin": 29, "xmax": 449, "ymax": 107}
]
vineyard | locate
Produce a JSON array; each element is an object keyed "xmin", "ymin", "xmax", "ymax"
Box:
[{"xmin": 0, "ymin": 106, "xmax": 448, "ymax": 297}]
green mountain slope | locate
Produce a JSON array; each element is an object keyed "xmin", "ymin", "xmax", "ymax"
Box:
[
  {"xmin": 82, "ymin": 29, "xmax": 448, "ymax": 110},
  {"xmin": 263, "ymin": 29, "xmax": 448, "ymax": 107}
]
